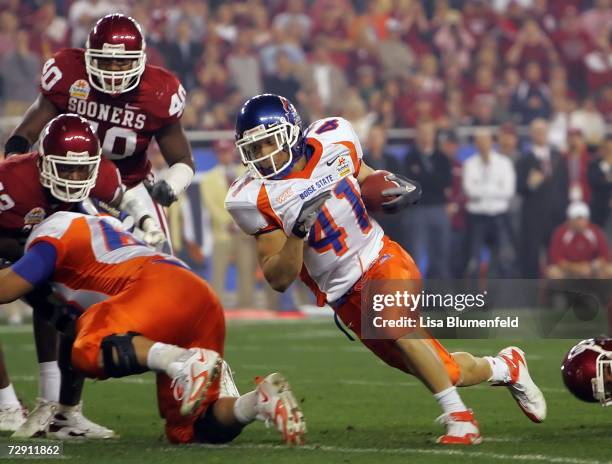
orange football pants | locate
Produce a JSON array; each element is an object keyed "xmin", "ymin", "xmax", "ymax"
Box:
[
  {"xmin": 334, "ymin": 236, "xmax": 461, "ymax": 384},
  {"xmin": 71, "ymin": 260, "xmax": 225, "ymax": 444}
]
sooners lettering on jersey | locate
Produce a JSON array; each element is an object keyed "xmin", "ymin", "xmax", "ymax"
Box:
[
  {"xmin": 26, "ymin": 212, "xmax": 184, "ymax": 312},
  {"xmin": 0, "ymin": 153, "xmax": 122, "ymax": 239},
  {"xmin": 40, "ymin": 48, "xmax": 186, "ymax": 187},
  {"xmin": 225, "ymin": 117, "xmax": 385, "ymax": 304}
]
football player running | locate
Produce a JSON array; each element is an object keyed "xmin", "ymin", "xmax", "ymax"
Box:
[
  {"xmin": 0, "ymin": 114, "xmax": 163, "ymax": 437},
  {"xmin": 0, "ymin": 211, "xmax": 305, "ymax": 445},
  {"xmin": 4, "ymin": 13, "xmax": 193, "ymax": 253},
  {"xmin": 225, "ymin": 94, "xmax": 547, "ymax": 444}
]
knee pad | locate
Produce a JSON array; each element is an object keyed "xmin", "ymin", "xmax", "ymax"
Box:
[
  {"xmin": 100, "ymin": 332, "xmax": 147, "ymax": 378},
  {"xmin": 193, "ymin": 404, "xmax": 243, "ymax": 444}
]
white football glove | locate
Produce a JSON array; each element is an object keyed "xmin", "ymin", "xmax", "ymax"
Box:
[{"xmin": 141, "ymin": 217, "xmax": 166, "ymax": 247}]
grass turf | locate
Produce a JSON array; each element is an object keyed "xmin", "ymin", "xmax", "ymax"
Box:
[{"xmin": 1, "ymin": 320, "xmax": 611, "ymax": 464}]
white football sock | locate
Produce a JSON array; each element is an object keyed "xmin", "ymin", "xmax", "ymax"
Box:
[
  {"xmin": 39, "ymin": 361, "xmax": 60, "ymax": 402},
  {"xmin": 485, "ymin": 356, "xmax": 511, "ymax": 383},
  {"xmin": 233, "ymin": 390, "xmax": 258, "ymax": 424},
  {"xmin": 146, "ymin": 342, "xmax": 186, "ymax": 376},
  {"xmin": 0, "ymin": 384, "xmax": 20, "ymax": 407},
  {"xmin": 434, "ymin": 386, "xmax": 467, "ymax": 415}
]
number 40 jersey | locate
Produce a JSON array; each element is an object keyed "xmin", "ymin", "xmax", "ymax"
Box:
[
  {"xmin": 40, "ymin": 48, "xmax": 186, "ymax": 188},
  {"xmin": 225, "ymin": 117, "xmax": 385, "ymax": 305}
]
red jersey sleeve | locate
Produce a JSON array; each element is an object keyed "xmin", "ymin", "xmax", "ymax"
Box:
[
  {"xmin": 90, "ymin": 157, "xmax": 123, "ymax": 203},
  {"xmin": 138, "ymin": 65, "xmax": 186, "ymax": 127},
  {"xmin": 39, "ymin": 48, "xmax": 86, "ymax": 111}
]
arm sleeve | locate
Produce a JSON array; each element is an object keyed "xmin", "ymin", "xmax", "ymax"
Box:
[
  {"xmin": 161, "ymin": 75, "xmax": 186, "ymax": 124},
  {"xmin": 11, "ymin": 241, "xmax": 57, "ymax": 287},
  {"xmin": 226, "ymin": 203, "xmax": 277, "ymax": 236},
  {"xmin": 39, "ymin": 51, "xmax": 73, "ymax": 110}
]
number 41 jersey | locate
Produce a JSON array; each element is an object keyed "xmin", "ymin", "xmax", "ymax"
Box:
[{"xmin": 225, "ymin": 117, "xmax": 385, "ymax": 305}]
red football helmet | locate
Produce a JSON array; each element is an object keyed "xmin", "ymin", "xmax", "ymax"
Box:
[
  {"xmin": 39, "ymin": 114, "xmax": 102, "ymax": 203},
  {"xmin": 561, "ymin": 337, "xmax": 612, "ymax": 406},
  {"xmin": 85, "ymin": 14, "xmax": 146, "ymax": 94}
]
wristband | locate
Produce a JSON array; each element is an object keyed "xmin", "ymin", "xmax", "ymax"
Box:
[{"xmin": 165, "ymin": 162, "xmax": 194, "ymax": 197}]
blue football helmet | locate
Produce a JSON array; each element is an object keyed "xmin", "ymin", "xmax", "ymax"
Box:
[{"xmin": 235, "ymin": 94, "xmax": 304, "ymax": 179}]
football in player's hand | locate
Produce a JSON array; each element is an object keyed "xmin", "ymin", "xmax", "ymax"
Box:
[{"xmin": 360, "ymin": 170, "xmax": 401, "ymax": 213}]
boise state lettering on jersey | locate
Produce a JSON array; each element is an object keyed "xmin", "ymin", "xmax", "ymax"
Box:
[
  {"xmin": 226, "ymin": 117, "xmax": 385, "ymax": 304},
  {"xmin": 40, "ymin": 48, "xmax": 186, "ymax": 187},
  {"xmin": 299, "ymin": 175, "xmax": 334, "ymax": 200}
]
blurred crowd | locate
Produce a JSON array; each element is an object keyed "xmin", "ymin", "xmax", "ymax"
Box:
[
  {"xmin": 363, "ymin": 119, "xmax": 611, "ymax": 281},
  {"xmin": 0, "ymin": 0, "xmax": 610, "ymax": 313},
  {"xmin": 1, "ymin": 0, "xmax": 611, "ymax": 135}
]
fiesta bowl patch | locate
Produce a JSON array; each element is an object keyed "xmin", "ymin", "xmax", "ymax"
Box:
[{"xmin": 70, "ymin": 79, "xmax": 90, "ymax": 99}]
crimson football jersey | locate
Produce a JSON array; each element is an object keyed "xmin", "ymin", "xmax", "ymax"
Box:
[
  {"xmin": 40, "ymin": 48, "xmax": 186, "ymax": 187},
  {"xmin": 0, "ymin": 152, "xmax": 122, "ymax": 240}
]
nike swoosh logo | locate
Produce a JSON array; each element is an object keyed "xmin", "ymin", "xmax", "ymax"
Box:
[
  {"xmin": 125, "ymin": 103, "xmax": 139, "ymax": 110},
  {"xmin": 188, "ymin": 366, "xmax": 210, "ymax": 402},
  {"xmin": 326, "ymin": 152, "xmax": 350, "ymax": 166}
]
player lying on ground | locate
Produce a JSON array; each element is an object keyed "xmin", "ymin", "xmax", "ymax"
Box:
[
  {"xmin": 0, "ymin": 211, "xmax": 305, "ymax": 445},
  {"xmin": 225, "ymin": 94, "xmax": 547, "ymax": 445},
  {"xmin": 0, "ymin": 114, "xmax": 164, "ymax": 437}
]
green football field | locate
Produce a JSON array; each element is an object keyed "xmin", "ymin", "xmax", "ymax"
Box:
[{"xmin": 1, "ymin": 320, "xmax": 611, "ymax": 464}]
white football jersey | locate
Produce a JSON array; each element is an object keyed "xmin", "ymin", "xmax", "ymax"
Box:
[
  {"xmin": 225, "ymin": 117, "xmax": 384, "ymax": 304},
  {"xmin": 25, "ymin": 211, "xmax": 184, "ymax": 311}
]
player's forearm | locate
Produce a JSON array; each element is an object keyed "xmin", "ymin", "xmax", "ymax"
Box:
[
  {"xmin": 262, "ymin": 236, "xmax": 304, "ymax": 292},
  {"xmin": 356, "ymin": 162, "xmax": 376, "ymax": 185},
  {"xmin": 0, "ymin": 268, "xmax": 31, "ymax": 303},
  {"xmin": 8, "ymin": 95, "xmax": 59, "ymax": 152},
  {"xmin": 157, "ymin": 121, "xmax": 194, "ymax": 171}
]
